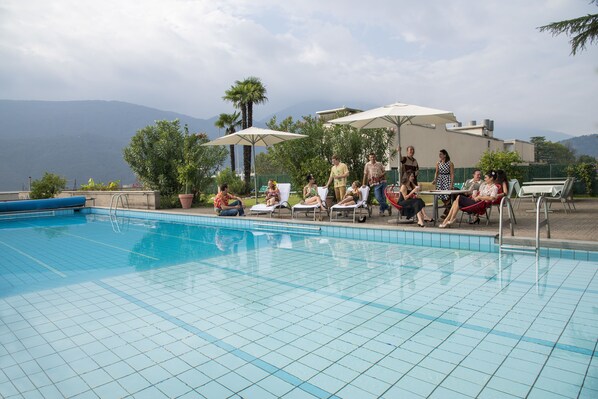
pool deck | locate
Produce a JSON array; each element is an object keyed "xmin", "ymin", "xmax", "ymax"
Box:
[{"xmin": 166, "ymin": 197, "xmax": 598, "ymax": 249}]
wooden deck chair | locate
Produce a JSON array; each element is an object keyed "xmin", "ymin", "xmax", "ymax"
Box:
[
  {"xmin": 292, "ymin": 186, "xmax": 329, "ymax": 221},
  {"xmin": 250, "ymin": 183, "xmax": 291, "ymax": 217},
  {"xmin": 329, "ymin": 186, "xmax": 371, "ymax": 223}
]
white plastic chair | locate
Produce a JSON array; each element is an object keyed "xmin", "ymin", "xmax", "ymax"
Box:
[
  {"xmin": 546, "ymin": 177, "xmax": 576, "ymax": 213},
  {"xmin": 250, "ymin": 183, "xmax": 291, "ymax": 217},
  {"xmin": 513, "ymin": 180, "xmax": 535, "ymax": 209},
  {"xmin": 330, "ymin": 186, "xmax": 371, "ymax": 223},
  {"xmin": 292, "ymin": 186, "xmax": 328, "ymax": 220}
]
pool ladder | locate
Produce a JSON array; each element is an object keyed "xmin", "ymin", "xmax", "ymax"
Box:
[
  {"xmin": 498, "ymin": 196, "xmax": 550, "ymax": 255},
  {"xmin": 109, "ymin": 193, "xmax": 129, "ymax": 216}
]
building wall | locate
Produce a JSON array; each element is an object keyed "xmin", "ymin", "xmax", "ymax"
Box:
[{"xmin": 388, "ymin": 124, "xmax": 515, "ymax": 169}]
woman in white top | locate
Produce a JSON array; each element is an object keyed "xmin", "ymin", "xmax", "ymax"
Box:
[{"xmin": 439, "ymin": 170, "xmax": 499, "ymax": 228}]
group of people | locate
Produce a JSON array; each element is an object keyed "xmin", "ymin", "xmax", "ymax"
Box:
[{"xmin": 214, "ymin": 146, "xmax": 510, "ymax": 228}]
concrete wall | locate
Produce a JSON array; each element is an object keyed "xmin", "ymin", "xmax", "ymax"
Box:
[
  {"xmin": 0, "ymin": 192, "xmax": 21, "ymax": 201},
  {"xmin": 56, "ymin": 190, "xmax": 160, "ymax": 209}
]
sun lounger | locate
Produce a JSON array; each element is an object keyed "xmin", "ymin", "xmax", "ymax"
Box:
[
  {"xmin": 292, "ymin": 186, "xmax": 328, "ymax": 221},
  {"xmin": 330, "ymin": 186, "xmax": 371, "ymax": 223},
  {"xmin": 250, "ymin": 183, "xmax": 291, "ymax": 217}
]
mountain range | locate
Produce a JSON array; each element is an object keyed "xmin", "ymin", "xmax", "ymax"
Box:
[{"xmin": 0, "ymin": 100, "xmax": 595, "ymax": 191}]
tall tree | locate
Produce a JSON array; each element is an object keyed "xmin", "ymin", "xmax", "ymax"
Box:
[
  {"xmin": 214, "ymin": 111, "xmax": 241, "ymax": 172},
  {"xmin": 223, "ymin": 77, "xmax": 268, "ymax": 193},
  {"xmin": 538, "ymin": 1, "xmax": 598, "ymax": 55},
  {"xmin": 530, "ymin": 136, "xmax": 576, "ymax": 164}
]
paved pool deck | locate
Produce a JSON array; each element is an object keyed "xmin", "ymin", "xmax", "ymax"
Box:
[{"xmin": 165, "ymin": 197, "xmax": 598, "ymax": 249}]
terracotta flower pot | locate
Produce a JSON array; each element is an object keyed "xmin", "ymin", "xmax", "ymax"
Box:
[{"xmin": 178, "ymin": 193, "xmax": 193, "ymax": 209}]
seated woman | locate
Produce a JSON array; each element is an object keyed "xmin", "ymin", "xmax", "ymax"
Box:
[
  {"xmin": 302, "ymin": 174, "xmax": 326, "ymax": 211},
  {"xmin": 265, "ymin": 179, "xmax": 281, "ymax": 206},
  {"xmin": 399, "ymin": 171, "xmax": 432, "ymax": 227},
  {"xmin": 495, "ymin": 170, "xmax": 509, "ymax": 202},
  {"xmin": 439, "ymin": 170, "xmax": 499, "ymax": 228},
  {"xmin": 337, "ymin": 181, "xmax": 362, "ymax": 206}
]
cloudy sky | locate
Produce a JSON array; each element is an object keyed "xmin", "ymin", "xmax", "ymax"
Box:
[{"xmin": 1, "ymin": 0, "xmax": 597, "ymax": 136}]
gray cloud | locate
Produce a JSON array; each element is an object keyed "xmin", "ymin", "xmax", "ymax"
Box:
[{"xmin": 0, "ymin": 0, "xmax": 596, "ymax": 134}]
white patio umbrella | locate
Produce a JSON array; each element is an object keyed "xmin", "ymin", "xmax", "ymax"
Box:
[
  {"xmin": 329, "ymin": 102, "xmax": 458, "ymax": 183},
  {"xmin": 203, "ymin": 127, "xmax": 307, "ymax": 202}
]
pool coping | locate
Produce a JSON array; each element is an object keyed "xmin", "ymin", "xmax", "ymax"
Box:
[{"xmin": 83, "ymin": 207, "xmax": 598, "ymax": 262}]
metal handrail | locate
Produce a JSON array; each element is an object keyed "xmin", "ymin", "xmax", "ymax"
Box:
[
  {"xmin": 498, "ymin": 195, "xmax": 550, "ymax": 255},
  {"xmin": 498, "ymin": 196, "xmax": 515, "ymax": 246},
  {"xmin": 535, "ymin": 195, "xmax": 550, "ymax": 248},
  {"xmin": 109, "ymin": 193, "xmax": 129, "ymax": 215}
]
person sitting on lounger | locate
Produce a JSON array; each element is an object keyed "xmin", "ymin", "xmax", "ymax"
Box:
[
  {"xmin": 439, "ymin": 170, "xmax": 499, "ymax": 228},
  {"xmin": 264, "ymin": 179, "xmax": 280, "ymax": 206},
  {"xmin": 303, "ymin": 174, "xmax": 326, "ymax": 211},
  {"xmin": 399, "ymin": 171, "xmax": 432, "ymax": 227},
  {"xmin": 336, "ymin": 181, "xmax": 362, "ymax": 206}
]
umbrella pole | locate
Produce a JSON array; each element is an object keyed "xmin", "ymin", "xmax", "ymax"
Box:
[
  {"xmin": 396, "ymin": 124, "xmax": 401, "ymax": 185},
  {"xmin": 252, "ymin": 144, "xmax": 258, "ymax": 203}
]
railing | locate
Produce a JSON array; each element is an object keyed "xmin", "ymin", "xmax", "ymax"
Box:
[
  {"xmin": 498, "ymin": 196, "xmax": 550, "ymax": 255},
  {"xmin": 109, "ymin": 193, "xmax": 129, "ymax": 216}
]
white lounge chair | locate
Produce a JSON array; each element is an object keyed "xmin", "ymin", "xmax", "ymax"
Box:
[
  {"xmin": 250, "ymin": 183, "xmax": 291, "ymax": 217},
  {"xmin": 329, "ymin": 186, "xmax": 371, "ymax": 223},
  {"xmin": 292, "ymin": 186, "xmax": 328, "ymax": 221}
]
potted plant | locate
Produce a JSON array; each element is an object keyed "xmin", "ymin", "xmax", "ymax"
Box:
[
  {"xmin": 177, "ymin": 163, "xmax": 195, "ymax": 209},
  {"xmin": 177, "ymin": 126, "xmax": 195, "ymax": 209}
]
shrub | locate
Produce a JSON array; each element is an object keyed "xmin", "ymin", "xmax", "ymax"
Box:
[
  {"xmin": 215, "ymin": 168, "xmax": 245, "ymax": 195},
  {"xmin": 476, "ymin": 150, "xmax": 524, "ymax": 182},
  {"xmin": 575, "ymin": 162, "xmax": 596, "ymax": 195},
  {"xmin": 30, "ymin": 172, "xmax": 67, "ymax": 199},
  {"xmin": 80, "ymin": 178, "xmax": 121, "ymax": 191}
]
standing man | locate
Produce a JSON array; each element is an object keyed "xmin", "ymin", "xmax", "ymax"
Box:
[
  {"xmin": 398, "ymin": 145, "xmax": 419, "ymax": 185},
  {"xmin": 325, "ymin": 155, "xmax": 349, "ymax": 203},
  {"xmin": 214, "ymin": 183, "xmax": 245, "ymax": 216},
  {"xmin": 362, "ymin": 153, "xmax": 391, "ymax": 217}
]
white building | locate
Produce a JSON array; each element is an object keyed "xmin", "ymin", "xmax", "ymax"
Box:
[{"xmin": 316, "ymin": 107, "xmax": 535, "ymax": 169}]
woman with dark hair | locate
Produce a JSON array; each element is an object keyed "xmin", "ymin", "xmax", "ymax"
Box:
[
  {"xmin": 399, "ymin": 171, "xmax": 431, "ymax": 227},
  {"xmin": 302, "ymin": 174, "xmax": 326, "ymax": 211},
  {"xmin": 439, "ymin": 170, "xmax": 499, "ymax": 228},
  {"xmin": 432, "ymin": 149, "xmax": 454, "ymax": 218},
  {"xmin": 496, "ymin": 170, "xmax": 509, "ymax": 199}
]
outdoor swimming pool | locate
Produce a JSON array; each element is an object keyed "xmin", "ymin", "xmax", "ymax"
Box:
[{"xmin": 0, "ymin": 212, "xmax": 596, "ymax": 398}]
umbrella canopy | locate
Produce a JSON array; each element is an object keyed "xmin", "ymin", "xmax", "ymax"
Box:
[
  {"xmin": 329, "ymin": 102, "xmax": 458, "ymax": 182},
  {"xmin": 203, "ymin": 127, "xmax": 307, "ymax": 201}
]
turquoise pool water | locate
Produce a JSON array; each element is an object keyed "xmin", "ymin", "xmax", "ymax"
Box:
[{"xmin": 0, "ymin": 213, "xmax": 596, "ymax": 398}]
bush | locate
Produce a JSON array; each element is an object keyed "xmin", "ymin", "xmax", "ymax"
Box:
[
  {"xmin": 80, "ymin": 178, "xmax": 120, "ymax": 191},
  {"xmin": 568, "ymin": 162, "xmax": 596, "ymax": 196},
  {"xmin": 159, "ymin": 194, "xmax": 182, "ymax": 209},
  {"xmin": 30, "ymin": 172, "xmax": 67, "ymax": 199},
  {"xmin": 215, "ymin": 168, "xmax": 245, "ymax": 195},
  {"xmin": 476, "ymin": 150, "xmax": 524, "ymax": 182}
]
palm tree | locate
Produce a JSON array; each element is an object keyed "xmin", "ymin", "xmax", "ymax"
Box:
[
  {"xmin": 214, "ymin": 112, "xmax": 241, "ymax": 172},
  {"xmin": 223, "ymin": 77, "xmax": 268, "ymax": 192},
  {"xmin": 538, "ymin": 0, "xmax": 598, "ymax": 55},
  {"xmin": 242, "ymin": 76, "xmax": 268, "ymax": 128}
]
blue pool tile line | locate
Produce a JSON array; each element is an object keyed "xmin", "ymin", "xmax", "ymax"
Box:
[
  {"xmin": 95, "ymin": 280, "xmax": 341, "ymax": 399},
  {"xmin": 196, "ymin": 258, "xmax": 597, "ymax": 358},
  {"xmin": 89, "ymin": 208, "xmax": 598, "ymax": 261}
]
